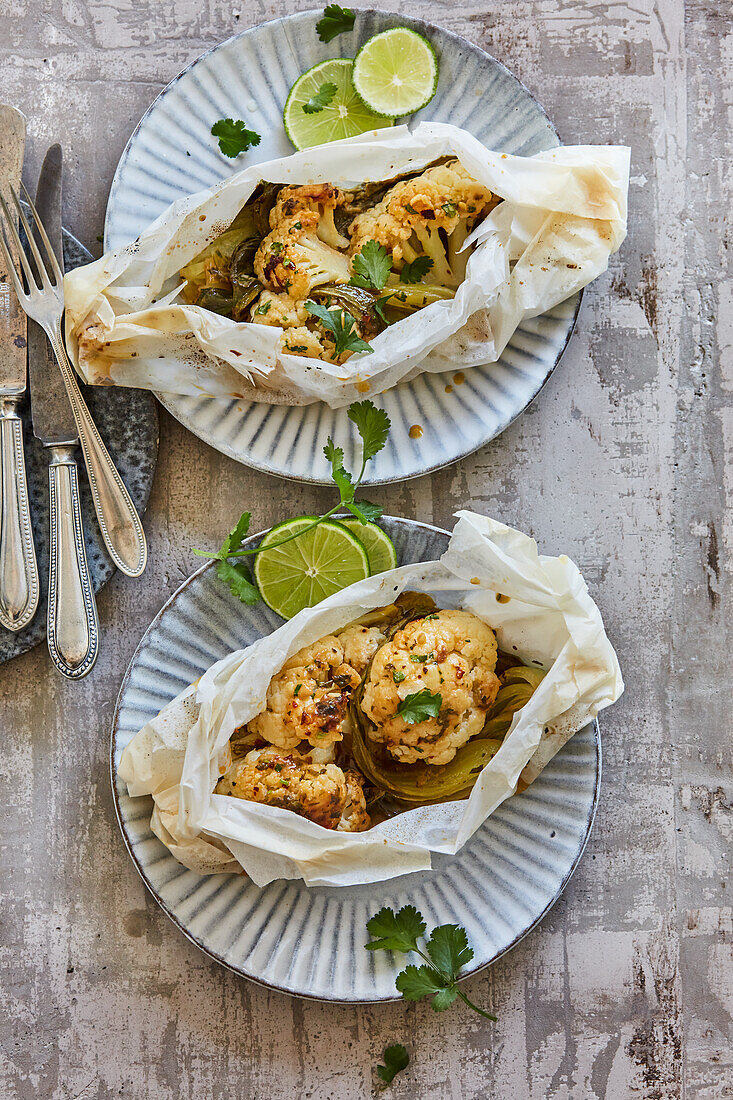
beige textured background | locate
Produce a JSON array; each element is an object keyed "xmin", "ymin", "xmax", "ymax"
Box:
[{"xmin": 0, "ymin": 1, "xmax": 731, "ymax": 1097}]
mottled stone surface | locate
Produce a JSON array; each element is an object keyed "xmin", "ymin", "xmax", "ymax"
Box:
[{"xmin": 0, "ymin": 2, "xmax": 730, "ymax": 1098}]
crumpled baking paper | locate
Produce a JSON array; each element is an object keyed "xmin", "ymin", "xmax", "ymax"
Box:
[
  {"xmin": 118, "ymin": 511, "xmax": 624, "ymax": 887},
  {"xmin": 65, "ymin": 123, "xmax": 629, "ymax": 409}
]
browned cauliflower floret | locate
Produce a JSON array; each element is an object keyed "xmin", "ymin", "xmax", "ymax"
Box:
[
  {"xmin": 255, "ymin": 211, "xmax": 350, "ymax": 299},
  {"xmin": 349, "ymin": 160, "xmax": 496, "ymax": 286},
  {"xmin": 248, "ymin": 637, "xmax": 361, "ymax": 750},
  {"xmin": 215, "ymin": 747, "xmax": 369, "ymax": 831},
  {"xmin": 336, "ymin": 623, "xmax": 386, "ymax": 674},
  {"xmin": 360, "ymin": 610, "xmax": 501, "ymax": 765},
  {"xmin": 270, "ymin": 183, "xmax": 353, "ymax": 250},
  {"xmin": 249, "ymin": 290, "xmax": 309, "ymax": 328}
]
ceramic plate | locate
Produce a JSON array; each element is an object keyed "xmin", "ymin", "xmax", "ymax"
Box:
[
  {"xmin": 111, "ymin": 517, "xmax": 600, "ymax": 1001},
  {"xmin": 104, "ymin": 8, "xmax": 580, "ymax": 485},
  {"xmin": 0, "ymin": 227, "xmax": 158, "ymax": 665}
]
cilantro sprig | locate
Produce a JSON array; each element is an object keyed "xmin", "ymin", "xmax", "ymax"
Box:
[
  {"xmin": 396, "ymin": 688, "xmax": 442, "ymax": 724},
  {"xmin": 366, "ymin": 906, "xmax": 497, "ymax": 1020},
  {"xmin": 305, "ymin": 300, "xmax": 373, "ymax": 357},
  {"xmin": 350, "ymin": 240, "xmax": 392, "ymax": 291},
  {"xmin": 193, "ymin": 400, "xmax": 390, "ymax": 602},
  {"xmin": 377, "ymin": 1044, "xmax": 409, "ymax": 1085},
  {"xmin": 400, "ymin": 256, "xmax": 434, "ymax": 284},
  {"xmin": 303, "ymin": 82, "xmax": 338, "ymax": 115},
  {"xmin": 316, "ymin": 3, "xmax": 355, "ymax": 42},
  {"xmin": 211, "ymin": 118, "xmax": 261, "ymax": 158}
]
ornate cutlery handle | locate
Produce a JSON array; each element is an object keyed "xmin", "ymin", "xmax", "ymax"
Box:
[
  {"xmin": 47, "ymin": 320, "xmax": 147, "ymax": 578},
  {"xmin": 0, "ymin": 396, "xmax": 39, "ymax": 630},
  {"xmin": 46, "ymin": 444, "xmax": 98, "ymax": 678}
]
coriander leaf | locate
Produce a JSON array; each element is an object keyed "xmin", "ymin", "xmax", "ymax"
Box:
[
  {"xmin": 346, "ymin": 499, "xmax": 383, "ymax": 524},
  {"xmin": 366, "ymin": 905, "xmax": 426, "ymax": 953},
  {"xmin": 350, "ymin": 240, "xmax": 392, "ymax": 291},
  {"xmin": 316, "ymin": 3, "xmax": 355, "ymax": 42},
  {"xmin": 303, "ymin": 81, "xmax": 338, "ymax": 114},
  {"xmin": 348, "ymin": 400, "xmax": 390, "ymax": 463},
  {"xmin": 222, "ymin": 511, "xmax": 251, "ymax": 557},
  {"xmin": 254, "ymin": 300, "xmax": 271, "ymax": 315},
  {"xmin": 396, "ymin": 689, "xmax": 442, "ymax": 725},
  {"xmin": 323, "ymin": 436, "xmax": 354, "ymax": 502},
  {"xmin": 373, "ymin": 293, "xmax": 394, "ymax": 326},
  {"xmin": 431, "ymin": 986, "xmax": 459, "ymax": 1012},
  {"xmin": 400, "ymin": 256, "xmax": 434, "ymax": 284},
  {"xmin": 425, "ymin": 924, "xmax": 474, "ymax": 981},
  {"xmin": 305, "ymin": 301, "xmax": 373, "ymax": 357},
  {"xmin": 377, "ymin": 1044, "xmax": 409, "ymax": 1085},
  {"xmin": 216, "ymin": 559, "xmax": 260, "ymax": 604},
  {"xmin": 395, "ymin": 964, "xmax": 444, "ymax": 1001},
  {"xmin": 393, "ymin": 669, "xmax": 406, "ymax": 683},
  {"xmin": 211, "ymin": 118, "xmax": 261, "ymax": 158}
]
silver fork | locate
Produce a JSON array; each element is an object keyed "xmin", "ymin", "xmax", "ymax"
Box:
[{"xmin": 0, "ymin": 183, "xmax": 147, "ymax": 578}]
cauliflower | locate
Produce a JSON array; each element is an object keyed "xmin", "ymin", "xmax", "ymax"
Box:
[
  {"xmin": 255, "ymin": 211, "xmax": 350, "ymax": 299},
  {"xmin": 270, "ymin": 183, "xmax": 353, "ymax": 250},
  {"xmin": 359, "ymin": 609, "xmax": 501, "ymax": 765},
  {"xmin": 349, "ymin": 159, "xmax": 496, "ymax": 287},
  {"xmin": 249, "ymin": 290, "xmax": 308, "ymax": 328},
  {"xmin": 336, "ymin": 623, "xmax": 386, "ymax": 674},
  {"xmin": 248, "ymin": 636, "xmax": 361, "ymax": 751},
  {"xmin": 215, "ymin": 747, "xmax": 370, "ymax": 831}
]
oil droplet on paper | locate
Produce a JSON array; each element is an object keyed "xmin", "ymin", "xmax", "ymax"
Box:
[
  {"xmin": 453, "ymin": 371, "xmax": 465, "ymax": 385},
  {"xmin": 496, "ymin": 593, "xmax": 510, "ymax": 603},
  {"xmin": 409, "ymin": 424, "xmax": 423, "ymax": 439},
  {"xmin": 444, "ymin": 384, "xmax": 453, "ymax": 393},
  {"xmin": 356, "ymin": 380, "xmax": 370, "ymax": 393}
]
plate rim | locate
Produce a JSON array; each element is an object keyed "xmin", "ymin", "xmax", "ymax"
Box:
[
  {"xmin": 110, "ymin": 514, "xmax": 601, "ymax": 1002},
  {"xmin": 104, "ymin": 7, "xmax": 583, "ymax": 486}
]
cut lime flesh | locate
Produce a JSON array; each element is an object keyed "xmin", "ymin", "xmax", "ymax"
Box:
[
  {"xmin": 284, "ymin": 58, "xmax": 393, "ymax": 150},
  {"xmin": 353, "ymin": 28, "xmax": 439, "ymax": 117},
  {"xmin": 254, "ymin": 516, "xmax": 370, "ymax": 619},
  {"xmin": 337, "ymin": 517, "xmax": 397, "ymax": 575}
]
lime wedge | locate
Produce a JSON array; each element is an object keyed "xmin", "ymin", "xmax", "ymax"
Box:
[
  {"xmin": 254, "ymin": 516, "xmax": 370, "ymax": 619},
  {"xmin": 352, "ymin": 28, "xmax": 439, "ymax": 117},
  {"xmin": 284, "ymin": 58, "xmax": 394, "ymax": 151},
  {"xmin": 337, "ymin": 517, "xmax": 397, "ymax": 575}
]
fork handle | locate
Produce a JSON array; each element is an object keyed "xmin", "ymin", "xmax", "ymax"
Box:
[
  {"xmin": 47, "ymin": 445, "xmax": 98, "ymax": 678},
  {"xmin": 0, "ymin": 396, "xmax": 39, "ymax": 631},
  {"xmin": 46, "ymin": 320, "xmax": 147, "ymax": 578}
]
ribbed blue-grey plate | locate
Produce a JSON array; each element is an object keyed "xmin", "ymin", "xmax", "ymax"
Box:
[
  {"xmin": 104, "ymin": 8, "xmax": 580, "ymax": 486},
  {"xmin": 111, "ymin": 517, "xmax": 600, "ymax": 1001}
]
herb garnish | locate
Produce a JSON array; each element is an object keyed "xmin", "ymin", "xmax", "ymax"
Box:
[
  {"xmin": 366, "ymin": 906, "xmax": 497, "ymax": 1020},
  {"xmin": 396, "ymin": 689, "xmax": 442, "ymax": 724},
  {"xmin": 350, "ymin": 240, "xmax": 392, "ymax": 291},
  {"xmin": 303, "ymin": 82, "xmax": 338, "ymax": 114},
  {"xmin": 377, "ymin": 1044, "xmax": 409, "ymax": 1085},
  {"xmin": 211, "ymin": 118, "xmax": 261, "ymax": 158},
  {"xmin": 193, "ymin": 400, "xmax": 389, "ymax": 601},
  {"xmin": 254, "ymin": 300, "xmax": 271, "ymax": 316},
  {"xmin": 305, "ymin": 301, "xmax": 374, "ymax": 357},
  {"xmin": 316, "ymin": 3, "xmax": 356, "ymax": 42},
  {"xmin": 400, "ymin": 256, "xmax": 434, "ymax": 284},
  {"xmin": 392, "ymin": 669, "xmax": 406, "ymax": 684}
]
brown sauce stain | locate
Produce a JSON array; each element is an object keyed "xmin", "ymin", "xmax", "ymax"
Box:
[
  {"xmin": 453, "ymin": 372, "xmax": 465, "ymax": 385},
  {"xmin": 408, "ymin": 424, "xmax": 423, "ymax": 439},
  {"xmin": 444, "ymin": 384, "xmax": 453, "ymax": 393},
  {"xmin": 496, "ymin": 593, "xmax": 510, "ymax": 603},
  {"xmin": 356, "ymin": 381, "xmax": 370, "ymax": 393}
]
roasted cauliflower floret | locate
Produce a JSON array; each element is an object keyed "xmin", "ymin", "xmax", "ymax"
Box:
[
  {"xmin": 249, "ymin": 290, "xmax": 309, "ymax": 328},
  {"xmin": 248, "ymin": 637, "xmax": 361, "ymax": 750},
  {"xmin": 279, "ymin": 325, "xmax": 332, "ymax": 360},
  {"xmin": 337, "ymin": 624, "xmax": 386, "ymax": 674},
  {"xmin": 255, "ymin": 212, "xmax": 350, "ymax": 299},
  {"xmin": 270, "ymin": 183, "xmax": 353, "ymax": 250},
  {"xmin": 349, "ymin": 159, "xmax": 495, "ymax": 286},
  {"xmin": 360, "ymin": 610, "xmax": 501, "ymax": 765},
  {"xmin": 215, "ymin": 747, "xmax": 369, "ymax": 831}
]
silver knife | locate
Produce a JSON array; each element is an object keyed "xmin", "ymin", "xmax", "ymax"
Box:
[
  {"xmin": 30, "ymin": 144, "xmax": 98, "ymax": 677},
  {"xmin": 0, "ymin": 105, "xmax": 39, "ymax": 630}
]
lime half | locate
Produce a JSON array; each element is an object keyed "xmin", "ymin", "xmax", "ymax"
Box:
[
  {"xmin": 352, "ymin": 28, "xmax": 439, "ymax": 117},
  {"xmin": 337, "ymin": 517, "xmax": 397, "ymax": 575},
  {"xmin": 284, "ymin": 58, "xmax": 393, "ymax": 150},
  {"xmin": 254, "ymin": 516, "xmax": 370, "ymax": 619}
]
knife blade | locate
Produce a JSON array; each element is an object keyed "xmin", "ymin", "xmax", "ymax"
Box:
[
  {"xmin": 29, "ymin": 143, "xmax": 77, "ymax": 446},
  {"xmin": 0, "ymin": 105, "xmax": 27, "ymax": 396}
]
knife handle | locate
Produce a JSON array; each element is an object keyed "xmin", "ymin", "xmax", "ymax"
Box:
[
  {"xmin": 47, "ymin": 445, "xmax": 98, "ymax": 679},
  {"xmin": 47, "ymin": 320, "xmax": 147, "ymax": 578},
  {"xmin": 0, "ymin": 397, "xmax": 39, "ymax": 631}
]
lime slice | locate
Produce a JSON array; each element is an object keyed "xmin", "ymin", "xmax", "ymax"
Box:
[
  {"xmin": 254, "ymin": 516, "xmax": 370, "ymax": 619},
  {"xmin": 337, "ymin": 517, "xmax": 397, "ymax": 575},
  {"xmin": 352, "ymin": 28, "xmax": 439, "ymax": 117},
  {"xmin": 284, "ymin": 58, "xmax": 393, "ymax": 151}
]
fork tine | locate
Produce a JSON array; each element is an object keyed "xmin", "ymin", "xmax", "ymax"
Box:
[
  {"xmin": 0, "ymin": 226, "xmax": 24, "ymax": 301},
  {"xmin": 0, "ymin": 192, "xmax": 36, "ymax": 293},
  {"xmin": 10, "ymin": 184, "xmax": 52, "ymax": 290},
  {"xmin": 19, "ymin": 181, "xmax": 63, "ymax": 287}
]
